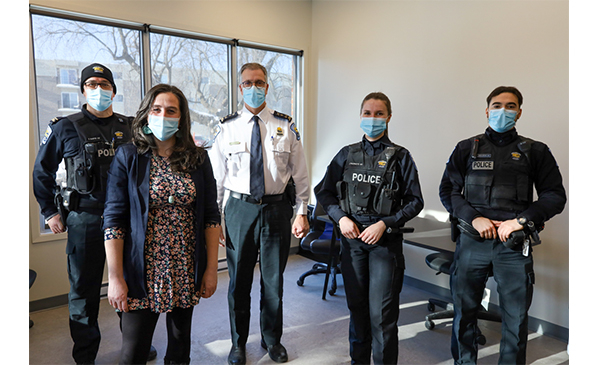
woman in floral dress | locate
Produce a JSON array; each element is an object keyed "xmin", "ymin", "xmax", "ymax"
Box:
[{"xmin": 103, "ymin": 84, "xmax": 221, "ymax": 364}]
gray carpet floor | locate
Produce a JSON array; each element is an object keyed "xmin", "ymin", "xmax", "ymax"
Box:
[{"xmin": 29, "ymin": 254, "xmax": 568, "ymax": 364}]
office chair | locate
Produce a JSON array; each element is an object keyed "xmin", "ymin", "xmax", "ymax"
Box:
[
  {"xmin": 424, "ymin": 251, "xmax": 502, "ymax": 345},
  {"xmin": 297, "ymin": 201, "xmax": 341, "ymax": 300},
  {"xmin": 30, "ymin": 269, "xmax": 37, "ymax": 328}
]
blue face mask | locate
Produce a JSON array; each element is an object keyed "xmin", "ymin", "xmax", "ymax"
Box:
[
  {"xmin": 86, "ymin": 87, "xmax": 113, "ymax": 112},
  {"xmin": 360, "ymin": 117, "xmax": 387, "ymax": 138},
  {"xmin": 242, "ymin": 85, "xmax": 266, "ymax": 109},
  {"xmin": 488, "ymin": 108, "xmax": 518, "ymax": 133},
  {"xmin": 147, "ymin": 115, "xmax": 180, "ymax": 141}
]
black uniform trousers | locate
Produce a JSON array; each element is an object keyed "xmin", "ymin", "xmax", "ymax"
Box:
[
  {"xmin": 224, "ymin": 196, "xmax": 294, "ymax": 347},
  {"xmin": 340, "ymin": 235, "xmax": 405, "ymax": 365},
  {"xmin": 65, "ymin": 210, "xmax": 106, "ymax": 364},
  {"xmin": 451, "ymin": 233, "xmax": 535, "ymax": 365}
]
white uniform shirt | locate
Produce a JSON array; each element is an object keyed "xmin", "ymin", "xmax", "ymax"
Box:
[{"xmin": 209, "ymin": 105, "xmax": 309, "ymax": 216}]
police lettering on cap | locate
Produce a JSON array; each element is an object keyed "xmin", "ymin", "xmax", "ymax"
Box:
[{"xmin": 80, "ymin": 63, "xmax": 116, "ymax": 94}]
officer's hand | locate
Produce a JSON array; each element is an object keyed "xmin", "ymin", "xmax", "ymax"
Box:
[
  {"xmin": 472, "ymin": 217, "xmax": 497, "ymax": 240},
  {"xmin": 108, "ymin": 276, "xmax": 129, "ymax": 313},
  {"xmin": 339, "ymin": 216, "xmax": 361, "ymax": 240},
  {"xmin": 358, "ymin": 221, "xmax": 386, "ymax": 245},
  {"xmin": 292, "ymin": 214, "xmax": 310, "ymax": 239},
  {"xmin": 494, "ymin": 219, "xmax": 523, "ymax": 242},
  {"xmin": 47, "ymin": 215, "xmax": 65, "ymax": 234}
]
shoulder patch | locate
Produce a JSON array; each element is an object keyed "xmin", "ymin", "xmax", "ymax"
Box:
[
  {"xmin": 213, "ymin": 124, "xmax": 222, "ymax": 139},
  {"xmin": 220, "ymin": 111, "xmax": 239, "ymax": 124},
  {"xmin": 41, "ymin": 125, "xmax": 52, "ymax": 145},
  {"xmin": 50, "ymin": 117, "xmax": 62, "ymax": 125},
  {"xmin": 273, "ymin": 110, "xmax": 292, "ymax": 123},
  {"xmin": 290, "ymin": 122, "xmax": 301, "ymax": 141}
]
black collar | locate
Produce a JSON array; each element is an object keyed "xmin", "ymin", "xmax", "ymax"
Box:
[
  {"xmin": 485, "ymin": 127, "xmax": 519, "ymax": 147},
  {"xmin": 362, "ymin": 134, "xmax": 393, "ymax": 156},
  {"xmin": 81, "ymin": 104, "xmax": 116, "ymax": 126}
]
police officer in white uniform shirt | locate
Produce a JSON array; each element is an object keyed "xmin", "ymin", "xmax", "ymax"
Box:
[{"xmin": 209, "ymin": 62, "xmax": 309, "ymax": 365}]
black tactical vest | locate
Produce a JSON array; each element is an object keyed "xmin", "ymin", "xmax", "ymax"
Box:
[
  {"xmin": 338, "ymin": 143, "xmax": 401, "ymax": 216},
  {"xmin": 464, "ymin": 134, "xmax": 533, "ymax": 214},
  {"xmin": 64, "ymin": 112, "xmax": 131, "ymax": 195}
]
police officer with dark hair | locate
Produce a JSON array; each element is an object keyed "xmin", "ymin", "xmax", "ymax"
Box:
[
  {"xmin": 316, "ymin": 92, "xmax": 424, "ymax": 365},
  {"xmin": 33, "ymin": 63, "xmax": 134, "ymax": 364},
  {"xmin": 439, "ymin": 86, "xmax": 566, "ymax": 364}
]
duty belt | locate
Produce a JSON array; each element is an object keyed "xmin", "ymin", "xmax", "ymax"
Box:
[
  {"xmin": 230, "ymin": 191, "xmax": 284, "ymax": 205},
  {"xmin": 78, "ymin": 198, "xmax": 104, "ymax": 210}
]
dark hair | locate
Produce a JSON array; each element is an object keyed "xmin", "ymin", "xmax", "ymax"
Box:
[
  {"xmin": 360, "ymin": 92, "xmax": 392, "ymax": 115},
  {"xmin": 486, "ymin": 86, "xmax": 523, "ymax": 107},
  {"xmin": 132, "ymin": 84, "xmax": 205, "ymax": 172},
  {"xmin": 240, "ymin": 62, "xmax": 268, "ymax": 79}
]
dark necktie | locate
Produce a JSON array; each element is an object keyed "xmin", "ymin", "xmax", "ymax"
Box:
[{"xmin": 250, "ymin": 115, "xmax": 265, "ymax": 201}]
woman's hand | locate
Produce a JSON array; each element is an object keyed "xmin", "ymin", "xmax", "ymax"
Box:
[
  {"xmin": 358, "ymin": 221, "xmax": 386, "ymax": 245},
  {"xmin": 339, "ymin": 216, "xmax": 361, "ymax": 240},
  {"xmin": 108, "ymin": 276, "xmax": 129, "ymax": 312},
  {"xmin": 200, "ymin": 268, "xmax": 218, "ymax": 298}
]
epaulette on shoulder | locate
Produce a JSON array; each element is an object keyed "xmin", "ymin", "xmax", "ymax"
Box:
[
  {"xmin": 273, "ymin": 110, "xmax": 292, "ymax": 123},
  {"xmin": 220, "ymin": 111, "xmax": 239, "ymax": 124},
  {"xmin": 50, "ymin": 116, "xmax": 64, "ymax": 125}
]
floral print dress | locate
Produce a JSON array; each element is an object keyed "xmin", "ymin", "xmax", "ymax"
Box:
[{"xmin": 105, "ymin": 154, "xmax": 200, "ymax": 313}]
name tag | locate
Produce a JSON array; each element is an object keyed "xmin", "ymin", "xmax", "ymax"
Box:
[{"xmin": 472, "ymin": 161, "xmax": 494, "ymax": 170}]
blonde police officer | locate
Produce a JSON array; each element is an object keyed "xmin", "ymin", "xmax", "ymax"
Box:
[{"xmin": 209, "ymin": 62, "xmax": 309, "ymax": 365}]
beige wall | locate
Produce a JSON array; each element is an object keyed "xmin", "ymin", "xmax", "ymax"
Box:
[
  {"xmin": 29, "ymin": 0, "xmax": 569, "ymax": 331},
  {"xmin": 309, "ymin": 0, "xmax": 569, "ymax": 329}
]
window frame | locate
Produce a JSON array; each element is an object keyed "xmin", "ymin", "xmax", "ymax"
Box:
[{"xmin": 29, "ymin": 5, "xmax": 304, "ymax": 242}]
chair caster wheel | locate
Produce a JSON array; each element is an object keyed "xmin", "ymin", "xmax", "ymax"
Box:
[
  {"xmin": 427, "ymin": 303, "xmax": 436, "ymax": 312},
  {"xmin": 425, "ymin": 319, "xmax": 435, "ymax": 330},
  {"xmin": 476, "ymin": 334, "xmax": 486, "ymax": 345},
  {"xmin": 297, "ymin": 279, "xmax": 303, "ymax": 286}
]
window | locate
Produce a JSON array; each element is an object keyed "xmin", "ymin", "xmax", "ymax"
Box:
[
  {"xmin": 237, "ymin": 47, "xmax": 297, "ymax": 119},
  {"xmin": 58, "ymin": 68, "xmax": 78, "ymax": 86},
  {"xmin": 60, "ymin": 92, "xmax": 79, "ymax": 109},
  {"xmin": 31, "ymin": 11, "xmax": 143, "ymax": 235},
  {"xmin": 31, "ymin": 12, "xmax": 142, "ymax": 145},
  {"xmin": 149, "ymin": 31, "xmax": 229, "ymax": 147},
  {"xmin": 30, "ymin": 6, "xmax": 303, "ymax": 238}
]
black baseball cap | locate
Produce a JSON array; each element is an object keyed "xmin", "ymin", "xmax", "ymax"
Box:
[{"xmin": 80, "ymin": 63, "xmax": 116, "ymax": 94}]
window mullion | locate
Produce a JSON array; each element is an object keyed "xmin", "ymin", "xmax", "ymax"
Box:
[
  {"xmin": 141, "ymin": 24, "xmax": 152, "ymax": 95},
  {"xmin": 229, "ymin": 42, "xmax": 238, "ymax": 115}
]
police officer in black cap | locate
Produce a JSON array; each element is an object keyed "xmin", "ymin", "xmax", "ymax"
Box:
[
  {"xmin": 316, "ymin": 92, "xmax": 424, "ymax": 365},
  {"xmin": 439, "ymin": 86, "xmax": 566, "ymax": 364},
  {"xmin": 33, "ymin": 63, "xmax": 135, "ymax": 364}
]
